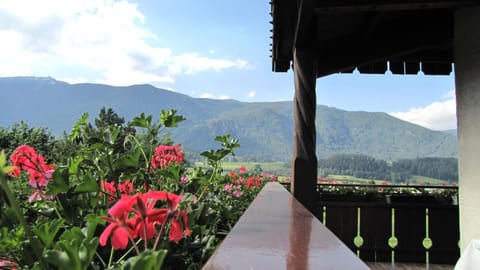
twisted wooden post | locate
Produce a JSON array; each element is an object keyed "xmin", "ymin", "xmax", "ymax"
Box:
[{"xmin": 291, "ymin": 47, "xmax": 318, "ymax": 213}]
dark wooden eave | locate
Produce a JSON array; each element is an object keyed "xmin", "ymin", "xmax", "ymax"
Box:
[{"xmin": 270, "ymin": 0, "xmax": 480, "ymax": 77}]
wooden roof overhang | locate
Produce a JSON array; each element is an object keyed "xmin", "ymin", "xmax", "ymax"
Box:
[
  {"xmin": 269, "ymin": 0, "xmax": 480, "ymax": 212},
  {"xmin": 270, "ymin": 0, "xmax": 480, "ymax": 77}
]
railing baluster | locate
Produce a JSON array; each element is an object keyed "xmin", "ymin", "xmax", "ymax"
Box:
[
  {"xmin": 322, "ymin": 205, "xmax": 327, "ymax": 224},
  {"xmin": 354, "ymin": 207, "xmax": 364, "ymax": 257},
  {"xmin": 423, "ymin": 208, "xmax": 433, "ymax": 265},
  {"xmin": 388, "ymin": 208, "xmax": 399, "ymax": 264}
]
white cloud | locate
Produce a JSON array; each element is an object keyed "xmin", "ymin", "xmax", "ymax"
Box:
[
  {"xmin": 152, "ymin": 85, "xmax": 175, "ymax": 92},
  {"xmin": 0, "ymin": 0, "xmax": 249, "ymax": 86},
  {"xmin": 443, "ymin": 90, "xmax": 455, "ymax": 99},
  {"xmin": 389, "ymin": 91, "xmax": 457, "ymax": 130},
  {"xmin": 247, "ymin": 91, "xmax": 256, "ymax": 98},
  {"xmin": 170, "ymin": 53, "xmax": 248, "ymax": 75},
  {"xmin": 199, "ymin": 93, "xmax": 214, "ymax": 99},
  {"xmin": 199, "ymin": 92, "xmax": 230, "ymax": 100}
]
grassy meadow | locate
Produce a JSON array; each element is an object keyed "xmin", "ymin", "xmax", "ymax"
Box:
[{"xmin": 192, "ymin": 162, "xmax": 452, "ymax": 186}]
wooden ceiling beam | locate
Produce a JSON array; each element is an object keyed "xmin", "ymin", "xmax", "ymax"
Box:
[
  {"xmin": 314, "ymin": 0, "xmax": 480, "ymax": 13},
  {"xmin": 421, "ymin": 62, "xmax": 453, "ymax": 75},
  {"xmin": 314, "ymin": 8, "xmax": 453, "ymax": 76},
  {"xmin": 270, "ymin": 0, "xmax": 469, "ymax": 76},
  {"xmin": 315, "ymin": 33, "xmax": 450, "ymax": 76},
  {"xmin": 270, "ymin": 0, "xmax": 296, "ymax": 72},
  {"xmin": 294, "ymin": 0, "xmax": 316, "ymax": 49},
  {"xmin": 357, "ymin": 62, "xmax": 388, "ymax": 74}
]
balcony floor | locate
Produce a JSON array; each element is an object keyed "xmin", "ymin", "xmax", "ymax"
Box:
[{"xmin": 366, "ymin": 262, "xmax": 454, "ymax": 270}]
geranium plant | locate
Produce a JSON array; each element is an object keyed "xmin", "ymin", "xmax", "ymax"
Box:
[
  {"xmin": 0, "ymin": 109, "xmax": 276, "ymax": 270},
  {"xmin": 316, "ymin": 177, "xmax": 458, "ymax": 203}
]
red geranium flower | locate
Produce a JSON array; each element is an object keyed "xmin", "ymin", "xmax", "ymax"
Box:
[
  {"xmin": 100, "ymin": 190, "xmax": 191, "ymax": 251},
  {"xmin": 9, "ymin": 145, "xmax": 55, "ymax": 202},
  {"xmin": 9, "ymin": 145, "xmax": 55, "ymax": 186},
  {"xmin": 246, "ymin": 177, "xmax": 262, "ymax": 189},
  {"xmin": 131, "ymin": 191, "xmax": 168, "ymax": 240},
  {"xmin": 120, "ymin": 180, "xmax": 134, "ymax": 194},
  {"xmin": 100, "ymin": 194, "xmax": 139, "ymax": 250},
  {"xmin": 147, "ymin": 192, "xmax": 190, "ymax": 243},
  {"xmin": 151, "ymin": 145, "xmax": 184, "ymax": 169},
  {"xmin": 164, "ymin": 192, "xmax": 190, "ymax": 242},
  {"xmin": 100, "ymin": 180, "xmax": 135, "ymax": 201},
  {"xmin": 100, "ymin": 213, "xmax": 137, "ymax": 250}
]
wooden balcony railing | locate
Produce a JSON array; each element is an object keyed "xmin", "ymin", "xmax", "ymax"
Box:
[
  {"xmin": 202, "ymin": 182, "xmax": 370, "ymax": 270},
  {"xmin": 313, "ymin": 183, "xmax": 460, "ymax": 265}
]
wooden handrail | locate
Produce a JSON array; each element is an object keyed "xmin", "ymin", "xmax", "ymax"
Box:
[
  {"xmin": 280, "ymin": 181, "xmax": 458, "ymax": 190},
  {"xmin": 316, "ymin": 183, "xmax": 458, "ymax": 190},
  {"xmin": 202, "ymin": 182, "xmax": 369, "ymax": 270}
]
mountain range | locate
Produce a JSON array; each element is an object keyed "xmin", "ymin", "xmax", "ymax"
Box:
[{"xmin": 0, "ymin": 76, "xmax": 458, "ymax": 162}]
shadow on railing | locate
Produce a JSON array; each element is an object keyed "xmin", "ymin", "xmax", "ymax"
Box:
[
  {"xmin": 311, "ymin": 183, "xmax": 460, "ymax": 265},
  {"xmin": 202, "ymin": 182, "xmax": 370, "ymax": 270}
]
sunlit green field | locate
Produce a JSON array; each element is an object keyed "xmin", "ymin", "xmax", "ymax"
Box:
[
  {"xmin": 193, "ymin": 162, "xmax": 452, "ymax": 186},
  {"xmin": 221, "ymin": 161, "xmax": 287, "ymax": 172},
  {"xmin": 326, "ymin": 174, "xmax": 451, "ymax": 185}
]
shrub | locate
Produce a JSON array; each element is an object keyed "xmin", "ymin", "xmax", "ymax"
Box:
[{"xmin": 0, "ymin": 109, "xmax": 276, "ymax": 270}]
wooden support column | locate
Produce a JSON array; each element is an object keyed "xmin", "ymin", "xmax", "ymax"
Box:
[
  {"xmin": 454, "ymin": 7, "xmax": 480, "ymax": 252},
  {"xmin": 291, "ymin": 47, "xmax": 317, "ymax": 213}
]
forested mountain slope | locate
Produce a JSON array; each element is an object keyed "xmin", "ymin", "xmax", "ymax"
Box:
[{"xmin": 0, "ymin": 76, "xmax": 457, "ymax": 161}]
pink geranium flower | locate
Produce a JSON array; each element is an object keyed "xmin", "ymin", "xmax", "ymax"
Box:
[{"xmin": 180, "ymin": 176, "xmax": 189, "ymax": 184}]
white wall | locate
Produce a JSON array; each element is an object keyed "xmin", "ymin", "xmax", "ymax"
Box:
[{"xmin": 454, "ymin": 7, "xmax": 480, "ymax": 251}]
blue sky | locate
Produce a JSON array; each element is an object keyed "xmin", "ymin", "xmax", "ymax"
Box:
[{"xmin": 0, "ymin": 0, "xmax": 456, "ymax": 130}]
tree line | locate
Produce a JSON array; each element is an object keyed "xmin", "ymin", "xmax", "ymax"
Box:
[
  {"xmin": 0, "ymin": 108, "xmax": 136, "ymax": 165},
  {"xmin": 318, "ymin": 153, "xmax": 458, "ymax": 183},
  {"xmin": 0, "ymin": 110, "xmax": 458, "ymax": 183}
]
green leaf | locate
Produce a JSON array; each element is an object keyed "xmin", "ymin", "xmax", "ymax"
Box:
[
  {"xmin": 107, "ymin": 126, "xmax": 121, "ymax": 144},
  {"xmin": 157, "ymin": 165, "xmax": 181, "ymax": 180},
  {"xmin": 160, "ymin": 109, "xmax": 185, "ymax": 127},
  {"xmin": 129, "ymin": 112, "xmax": 152, "ymax": 128},
  {"xmin": 79, "ymin": 238, "xmax": 99, "ymax": 267},
  {"xmin": 74, "ymin": 172, "xmax": 99, "ymax": 193},
  {"xmin": 47, "ymin": 168, "xmax": 70, "ymax": 194},
  {"xmin": 200, "ymin": 149, "xmax": 231, "ymax": 163},
  {"xmin": 68, "ymin": 156, "xmax": 84, "ymax": 175},
  {"xmin": 33, "ymin": 219, "xmax": 65, "ymax": 247},
  {"xmin": 56, "ymin": 194, "xmax": 76, "ymax": 223},
  {"xmin": 44, "ymin": 226, "xmax": 99, "ymax": 270},
  {"xmin": 214, "ymin": 134, "xmax": 229, "ymax": 143},
  {"xmin": 69, "ymin": 113, "xmax": 89, "ymax": 142},
  {"xmin": 44, "ymin": 249, "xmax": 76, "ymax": 270},
  {"xmin": 115, "ymin": 147, "xmax": 142, "ymax": 169},
  {"xmin": 0, "ymin": 150, "xmax": 6, "ymax": 167},
  {"xmin": 214, "ymin": 134, "xmax": 240, "ymax": 155},
  {"xmin": 1, "ymin": 165, "xmax": 13, "ymax": 175},
  {"xmin": 83, "ymin": 214, "xmax": 103, "ymax": 240},
  {"xmin": 122, "ymin": 249, "xmax": 168, "ymax": 270},
  {"xmin": 0, "ymin": 151, "xmax": 13, "ymax": 175}
]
